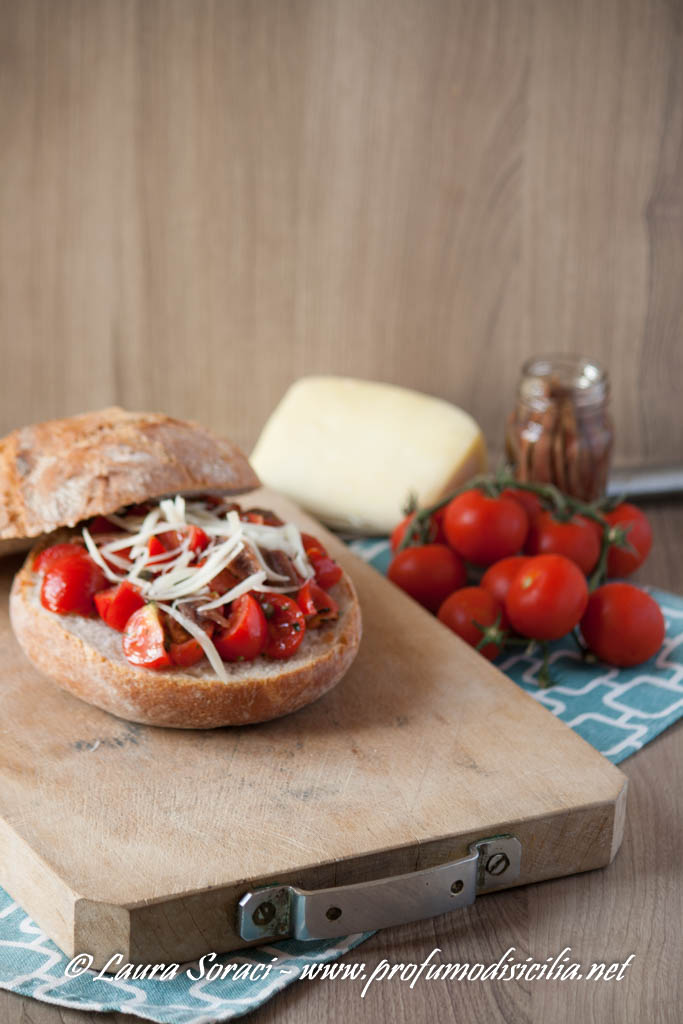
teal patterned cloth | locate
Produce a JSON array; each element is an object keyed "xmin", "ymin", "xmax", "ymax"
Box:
[{"xmin": 1, "ymin": 537, "xmax": 681, "ymax": 1022}]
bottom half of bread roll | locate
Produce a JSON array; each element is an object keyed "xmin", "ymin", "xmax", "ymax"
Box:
[{"xmin": 10, "ymin": 551, "xmax": 362, "ymax": 729}]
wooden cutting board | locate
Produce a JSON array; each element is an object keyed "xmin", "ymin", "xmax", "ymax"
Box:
[{"xmin": 0, "ymin": 491, "xmax": 627, "ymax": 970}]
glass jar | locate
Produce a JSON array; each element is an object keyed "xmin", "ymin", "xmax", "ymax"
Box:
[{"xmin": 505, "ymin": 354, "xmax": 614, "ymax": 502}]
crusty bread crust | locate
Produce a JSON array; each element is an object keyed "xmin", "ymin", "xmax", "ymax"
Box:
[
  {"xmin": 9, "ymin": 545, "xmax": 362, "ymax": 729},
  {"xmin": 0, "ymin": 408, "xmax": 260, "ymax": 541}
]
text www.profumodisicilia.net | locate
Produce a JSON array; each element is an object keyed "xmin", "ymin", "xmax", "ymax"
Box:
[{"xmin": 289, "ymin": 946, "xmax": 636, "ymax": 998}]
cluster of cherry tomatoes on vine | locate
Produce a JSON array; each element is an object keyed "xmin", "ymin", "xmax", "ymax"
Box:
[{"xmin": 388, "ymin": 477, "xmax": 664, "ymax": 682}]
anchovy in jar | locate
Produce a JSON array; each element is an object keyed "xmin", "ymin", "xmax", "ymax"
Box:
[{"xmin": 505, "ymin": 355, "xmax": 614, "ymax": 502}]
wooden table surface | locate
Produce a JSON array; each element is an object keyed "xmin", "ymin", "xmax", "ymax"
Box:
[{"xmin": 2, "ymin": 499, "xmax": 681, "ymax": 1024}]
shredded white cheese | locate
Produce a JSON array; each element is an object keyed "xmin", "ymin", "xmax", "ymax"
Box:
[
  {"xmin": 196, "ymin": 570, "xmax": 268, "ymax": 612},
  {"xmin": 81, "ymin": 496, "xmax": 320, "ymax": 681}
]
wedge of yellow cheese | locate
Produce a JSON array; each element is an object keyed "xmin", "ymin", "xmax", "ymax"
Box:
[{"xmin": 251, "ymin": 377, "xmax": 487, "ymax": 535}]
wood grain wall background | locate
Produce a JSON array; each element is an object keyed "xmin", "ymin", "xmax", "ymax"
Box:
[{"xmin": 1, "ymin": 0, "xmax": 681, "ymax": 459}]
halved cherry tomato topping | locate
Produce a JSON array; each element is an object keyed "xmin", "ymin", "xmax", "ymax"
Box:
[
  {"xmin": 214, "ymin": 594, "xmax": 268, "ymax": 662},
  {"xmin": 148, "ymin": 536, "xmax": 170, "ymax": 559},
  {"xmin": 309, "ymin": 552, "xmax": 343, "ymax": 590},
  {"xmin": 169, "ymin": 623, "xmax": 214, "ymax": 667},
  {"xmin": 164, "ymin": 612, "xmax": 189, "ymax": 645},
  {"xmin": 296, "ymin": 581, "xmax": 339, "ymax": 627},
  {"xmin": 169, "ymin": 637, "xmax": 205, "ymax": 667},
  {"xmin": 122, "ymin": 604, "xmax": 172, "ymax": 669},
  {"xmin": 146, "ymin": 535, "xmax": 181, "ymax": 567},
  {"xmin": 301, "ymin": 534, "xmax": 343, "ymax": 589},
  {"xmin": 301, "ymin": 533, "xmax": 324, "ymax": 557},
  {"xmin": 159, "ymin": 525, "xmax": 210, "ymax": 554},
  {"xmin": 241, "ymin": 508, "xmax": 284, "ymax": 526},
  {"xmin": 94, "ymin": 581, "xmax": 145, "ymax": 631},
  {"xmin": 259, "ymin": 594, "xmax": 306, "ymax": 660},
  {"xmin": 34, "ymin": 542, "xmax": 86, "ymax": 574},
  {"xmin": 94, "ymin": 587, "xmax": 117, "ymax": 624},
  {"xmin": 157, "ymin": 529, "xmax": 178, "ymax": 550},
  {"xmin": 188, "ymin": 525, "xmax": 210, "ymax": 552},
  {"xmin": 40, "ymin": 553, "xmax": 107, "ymax": 616}
]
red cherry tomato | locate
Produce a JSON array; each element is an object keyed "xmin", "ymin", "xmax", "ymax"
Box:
[
  {"xmin": 604, "ymin": 504, "xmax": 653, "ymax": 578},
  {"xmin": 169, "ymin": 622, "xmax": 215, "ymax": 668},
  {"xmin": 296, "ymin": 581, "xmax": 339, "ymax": 627},
  {"xmin": 259, "ymin": 594, "xmax": 307, "ymax": 660},
  {"xmin": 505, "ymin": 554, "xmax": 589, "ymax": 641},
  {"xmin": 580, "ymin": 583, "xmax": 664, "ymax": 667},
  {"xmin": 122, "ymin": 603, "xmax": 172, "ymax": 669},
  {"xmin": 525, "ymin": 511, "xmax": 601, "ymax": 575},
  {"xmin": 241, "ymin": 508, "xmax": 284, "ymax": 526},
  {"xmin": 40, "ymin": 553, "xmax": 107, "ymax": 616},
  {"xmin": 437, "ymin": 587, "xmax": 504, "ymax": 660},
  {"xmin": 310, "ymin": 552, "xmax": 342, "ymax": 590},
  {"xmin": 501, "ymin": 488, "xmax": 544, "ymax": 523},
  {"xmin": 480, "ymin": 556, "xmax": 530, "ymax": 628},
  {"xmin": 390, "ymin": 512, "xmax": 438, "ymax": 552},
  {"xmin": 168, "ymin": 637, "xmax": 206, "ymax": 667},
  {"xmin": 188, "ymin": 525, "xmax": 210, "ymax": 552},
  {"xmin": 148, "ymin": 536, "xmax": 166, "ymax": 556},
  {"xmin": 147, "ymin": 535, "xmax": 176, "ymax": 563},
  {"xmin": 159, "ymin": 524, "xmax": 210, "ymax": 554},
  {"xmin": 214, "ymin": 594, "xmax": 268, "ymax": 662},
  {"xmin": 34, "ymin": 542, "xmax": 87, "ymax": 574},
  {"xmin": 443, "ymin": 490, "xmax": 529, "ymax": 566},
  {"xmin": 94, "ymin": 580, "xmax": 145, "ymax": 631},
  {"xmin": 301, "ymin": 533, "xmax": 326, "ymax": 556},
  {"xmin": 387, "ymin": 544, "xmax": 467, "ymax": 613},
  {"xmin": 301, "ymin": 533, "xmax": 343, "ymax": 589}
]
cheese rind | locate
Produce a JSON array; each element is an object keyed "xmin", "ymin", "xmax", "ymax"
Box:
[{"xmin": 251, "ymin": 377, "xmax": 488, "ymax": 535}]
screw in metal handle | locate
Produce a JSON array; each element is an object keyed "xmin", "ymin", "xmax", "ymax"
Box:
[
  {"xmin": 485, "ymin": 852, "xmax": 510, "ymax": 877},
  {"xmin": 252, "ymin": 901, "xmax": 276, "ymax": 927}
]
